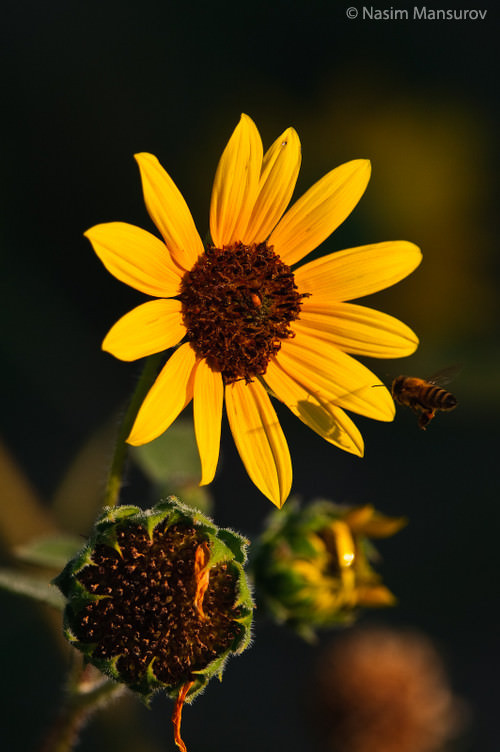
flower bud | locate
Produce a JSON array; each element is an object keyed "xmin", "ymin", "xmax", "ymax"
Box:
[{"xmin": 252, "ymin": 500, "xmax": 405, "ymax": 639}]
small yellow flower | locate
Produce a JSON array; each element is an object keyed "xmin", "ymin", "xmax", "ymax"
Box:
[
  {"xmin": 86, "ymin": 115, "xmax": 421, "ymax": 507},
  {"xmin": 251, "ymin": 500, "xmax": 407, "ymax": 638}
]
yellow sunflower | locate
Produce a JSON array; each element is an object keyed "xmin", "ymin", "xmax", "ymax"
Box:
[{"xmin": 85, "ymin": 114, "xmax": 421, "ymax": 508}]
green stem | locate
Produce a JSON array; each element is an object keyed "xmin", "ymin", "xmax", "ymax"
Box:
[
  {"xmin": 103, "ymin": 354, "xmax": 163, "ymax": 508},
  {"xmin": 39, "ymin": 660, "xmax": 123, "ymax": 752}
]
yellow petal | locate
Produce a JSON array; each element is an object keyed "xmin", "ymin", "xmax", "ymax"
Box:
[
  {"xmin": 343, "ymin": 506, "xmax": 408, "ymax": 538},
  {"xmin": 342, "ymin": 505, "xmax": 377, "ymax": 532},
  {"xmin": 264, "ymin": 358, "xmax": 364, "ymax": 456},
  {"xmin": 127, "ymin": 343, "xmax": 196, "ymax": 445},
  {"xmin": 242, "ymin": 127, "xmax": 301, "ymax": 243},
  {"xmin": 135, "ymin": 152, "xmax": 204, "ymax": 271},
  {"xmin": 278, "ymin": 333, "xmax": 395, "ymax": 421},
  {"xmin": 327, "ymin": 521, "xmax": 356, "ymax": 570},
  {"xmin": 193, "ymin": 360, "xmax": 224, "ymax": 486},
  {"xmin": 355, "ymin": 585, "xmax": 396, "ymax": 607},
  {"xmin": 296, "ymin": 303, "xmax": 419, "ymax": 357},
  {"xmin": 209, "ymin": 114, "xmax": 263, "ymax": 247},
  {"xmin": 295, "ymin": 241, "xmax": 422, "ymax": 302},
  {"xmin": 85, "ymin": 222, "xmax": 182, "ymax": 297},
  {"xmin": 102, "ymin": 299, "xmax": 185, "ymax": 361},
  {"xmin": 358, "ymin": 515, "xmax": 408, "ymax": 538},
  {"xmin": 268, "ymin": 159, "xmax": 371, "ymax": 266},
  {"xmin": 225, "ymin": 379, "xmax": 292, "ymax": 508}
]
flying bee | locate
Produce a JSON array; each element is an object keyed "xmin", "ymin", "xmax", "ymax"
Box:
[{"xmin": 390, "ymin": 367, "xmax": 459, "ymax": 429}]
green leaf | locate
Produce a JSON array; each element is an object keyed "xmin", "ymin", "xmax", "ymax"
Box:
[
  {"xmin": 15, "ymin": 534, "xmax": 83, "ymax": 569},
  {"xmin": 0, "ymin": 568, "xmax": 66, "ymax": 609},
  {"xmin": 131, "ymin": 419, "xmax": 200, "ymax": 485}
]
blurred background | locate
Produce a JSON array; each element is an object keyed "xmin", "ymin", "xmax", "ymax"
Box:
[{"xmin": 1, "ymin": 1, "xmax": 498, "ymax": 750}]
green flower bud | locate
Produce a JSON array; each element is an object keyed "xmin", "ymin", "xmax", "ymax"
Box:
[
  {"xmin": 252, "ymin": 500, "xmax": 406, "ymax": 640},
  {"xmin": 54, "ymin": 497, "xmax": 253, "ymax": 750}
]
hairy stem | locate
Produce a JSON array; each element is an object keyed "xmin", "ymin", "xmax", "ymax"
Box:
[{"xmin": 39, "ymin": 660, "xmax": 123, "ymax": 752}]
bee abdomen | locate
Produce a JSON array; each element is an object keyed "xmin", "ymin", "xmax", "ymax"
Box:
[{"xmin": 426, "ymin": 386, "xmax": 457, "ymax": 410}]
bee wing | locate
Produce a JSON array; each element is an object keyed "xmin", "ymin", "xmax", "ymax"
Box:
[{"xmin": 426, "ymin": 364, "xmax": 462, "ymax": 387}]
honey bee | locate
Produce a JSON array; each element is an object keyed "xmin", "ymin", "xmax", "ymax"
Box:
[{"xmin": 390, "ymin": 367, "xmax": 459, "ymax": 430}]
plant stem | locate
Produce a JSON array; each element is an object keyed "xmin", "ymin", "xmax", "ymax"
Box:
[
  {"xmin": 103, "ymin": 354, "xmax": 163, "ymax": 508},
  {"xmin": 39, "ymin": 661, "xmax": 123, "ymax": 752}
]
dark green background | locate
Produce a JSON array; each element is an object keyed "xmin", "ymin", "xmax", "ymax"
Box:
[{"xmin": 1, "ymin": 2, "xmax": 498, "ymax": 750}]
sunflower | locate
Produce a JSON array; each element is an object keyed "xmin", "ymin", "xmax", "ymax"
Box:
[{"xmin": 86, "ymin": 114, "xmax": 421, "ymax": 508}]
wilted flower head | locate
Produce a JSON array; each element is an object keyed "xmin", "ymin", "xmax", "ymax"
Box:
[
  {"xmin": 312, "ymin": 626, "xmax": 464, "ymax": 752},
  {"xmin": 86, "ymin": 114, "xmax": 421, "ymax": 507},
  {"xmin": 251, "ymin": 500, "xmax": 405, "ymax": 639},
  {"xmin": 54, "ymin": 498, "xmax": 253, "ymax": 751}
]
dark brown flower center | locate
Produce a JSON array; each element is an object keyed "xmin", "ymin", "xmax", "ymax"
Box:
[
  {"xmin": 179, "ymin": 242, "xmax": 307, "ymax": 384},
  {"xmin": 72, "ymin": 523, "xmax": 243, "ymax": 690}
]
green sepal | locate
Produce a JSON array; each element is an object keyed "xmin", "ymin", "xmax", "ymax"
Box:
[
  {"xmin": 164, "ymin": 650, "xmax": 235, "ymax": 705},
  {"xmin": 53, "ymin": 544, "xmax": 100, "ymax": 607},
  {"xmin": 61, "ymin": 624, "xmax": 98, "ymax": 663},
  {"xmin": 92, "ymin": 504, "xmax": 141, "ymax": 551},
  {"xmin": 120, "ymin": 658, "xmax": 174, "ymax": 704},
  {"xmin": 234, "ymin": 570, "xmax": 254, "ymax": 614},
  {"xmin": 217, "ymin": 528, "xmax": 249, "ymax": 565}
]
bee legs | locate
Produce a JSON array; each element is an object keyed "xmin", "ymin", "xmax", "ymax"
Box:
[{"xmin": 417, "ymin": 409, "xmax": 436, "ymax": 430}]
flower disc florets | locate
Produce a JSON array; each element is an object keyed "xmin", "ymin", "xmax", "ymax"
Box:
[
  {"xmin": 180, "ymin": 242, "xmax": 306, "ymax": 384},
  {"xmin": 54, "ymin": 498, "xmax": 253, "ymax": 703},
  {"xmin": 252, "ymin": 500, "xmax": 406, "ymax": 640}
]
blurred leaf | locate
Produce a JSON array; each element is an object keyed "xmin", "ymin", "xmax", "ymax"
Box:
[
  {"xmin": 0, "ymin": 439, "xmax": 57, "ymax": 547},
  {"xmin": 131, "ymin": 419, "xmax": 201, "ymax": 486},
  {"xmin": 50, "ymin": 419, "xmax": 118, "ymax": 534},
  {"xmin": 0, "ymin": 568, "xmax": 65, "ymax": 609},
  {"xmin": 15, "ymin": 534, "xmax": 83, "ymax": 569}
]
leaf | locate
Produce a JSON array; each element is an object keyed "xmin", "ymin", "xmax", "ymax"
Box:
[
  {"xmin": 15, "ymin": 534, "xmax": 83, "ymax": 569},
  {"xmin": 0, "ymin": 568, "xmax": 66, "ymax": 609},
  {"xmin": 131, "ymin": 418, "xmax": 201, "ymax": 485}
]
